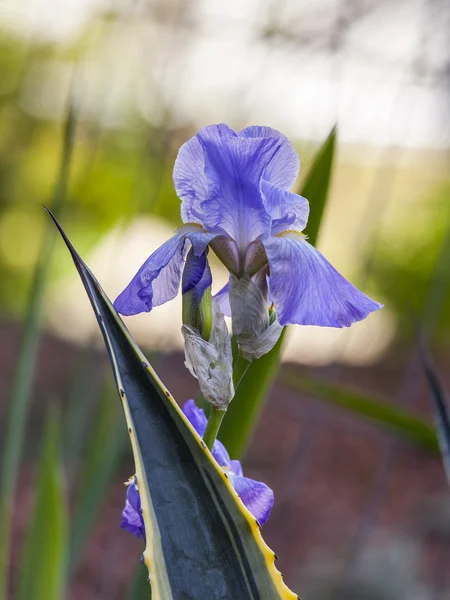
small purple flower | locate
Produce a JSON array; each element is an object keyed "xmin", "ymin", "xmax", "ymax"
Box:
[
  {"xmin": 182, "ymin": 399, "xmax": 274, "ymax": 526},
  {"xmin": 121, "ymin": 476, "xmax": 145, "ymax": 541},
  {"xmin": 114, "ymin": 124, "xmax": 382, "ymax": 328},
  {"xmin": 121, "ymin": 400, "xmax": 274, "ymax": 540}
]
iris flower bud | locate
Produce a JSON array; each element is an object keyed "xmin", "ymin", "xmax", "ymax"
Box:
[
  {"xmin": 229, "ymin": 272, "xmax": 283, "ymax": 361},
  {"xmin": 181, "ymin": 249, "xmax": 234, "ymax": 409},
  {"xmin": 181, "ymin": 248, "xmax": 213, "ymax": 341}
]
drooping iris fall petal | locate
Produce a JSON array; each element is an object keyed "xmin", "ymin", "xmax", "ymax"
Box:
[
  {"xmin": 228, "ymin": 472, "xmax": 274, "ymax": 527},
  {"xmin": 263, "ymin": 233, "xmax": 383, "ymax": 327},
  {"xmin": 114, "ymin": 227, "xmax": 215, "ymax": 316}
]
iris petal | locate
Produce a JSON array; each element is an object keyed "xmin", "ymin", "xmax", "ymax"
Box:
[
  {"xmin": 182, "ymin": 400, "xmax": 273, "ymax": 524},
  {"xmin": 173, "ymin": 135, "xmax": 209, "ymax": 225},
  {"xmin": 182, "ymin": 400, "xmax": 232, "ymax": 467},
  {"xmin": 114, "ymin": 229, "xmax": 214, "ymax": 317},
  {"xmin": 230, "ymin": 460, "xmax": 243, "ymax": 477},
  {"xmin": 196, "ymin": 124, "xmax": 279, "ymax": 246},
  {"xmin": 182, "ymin": 399, "xmax": 207, "ymax": 434},
  {"xmin": 173, "ymin": 124, "xmax": 302, "ymax": 251},
  {"xmin": 121, "ymin": 401, "xmax": 273, "ymax": 535},
  {"xmin": 114, "ymin": 232, "xmax": 188, "ymax": 316},
  {"xmin": 228, "ymin": 472, "xmax": 274, "ymax": 527},
  {"xmin": 214, "ymin": 281, "xmax": 231, "ymax": 317},
  {"xmin": 182, "ymin": 249, "xmax": 212, "ymax": 298},
  {"xmin": 261, "ymin": 180, "xmax": 310, "ymax": 234},
  {"xmin": 263, "ymin": 233, "xmax": 383, "ymax": 327},
  {"xmin": 239, "ymin": 126, "xmax": 300, "ymax": 189},
  {"xmin": 121, "ymin": 480, "xmax": 145, "ymax": 541}
]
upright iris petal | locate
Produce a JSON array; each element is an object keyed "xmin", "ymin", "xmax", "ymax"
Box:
[
  {"xmin": 195, "ymin": 125, "xmax": 278, "ymax": 249},
  {"xmin": 239, "ymin": 125, "xmax": 300, "ymax": 189},
  {"xmin": 261, "ymin": 180, "xmax": 309, "ymax": 235}
]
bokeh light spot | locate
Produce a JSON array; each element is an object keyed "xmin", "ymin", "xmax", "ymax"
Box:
[{"xmin": 0, "ymin": 208, "xmax": 45, "ymax": 271}]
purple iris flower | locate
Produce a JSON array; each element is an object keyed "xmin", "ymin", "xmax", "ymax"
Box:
[
  {"xmin": 183, "ymin": 400, "xmax": 274, "ymax": 526},
  {"xmin": 121, "ymin": 400, "xmax": 274, "ymax": 540},
  {"xmin": 114, "ymin": 124, "xmax": 381, "ymax": 328}
]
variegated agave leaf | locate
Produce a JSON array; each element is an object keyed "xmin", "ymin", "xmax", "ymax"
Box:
[{"xmin": 47, "ymin": 208, "xmax": 298, "ymax": 600}]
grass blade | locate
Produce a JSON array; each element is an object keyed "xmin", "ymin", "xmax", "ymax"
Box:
[
  {"xmin": 16, "ymin": 412, "xmax": 68, "ymax": 600},
  {"xmin": 421, "ymin": 349, "xmax": 450, "ymax": 483},
  {"xmin": 302, "ymin": 126, "xmax": 336, "ymax": 246},
  {"xmin": 128, "ymin": 564, "xmax": 152, "ymax": 600},
  {"xmin": 69, "ymin": 379, "xmax": 128, "ymax": 566},
  {"xmin": 63, "ymin": 344, "xmax": 100, "ymax": 467},
  {"xmin": 0, "ymin": 99, "xmax": 76, "ymax": 599},
  {"xmin": 49, "ymin": 209, "xmax": 298, "ymax": 600},
  {"xmin": 282, "ymin": 369, "xmax": 439, "ymax": 453},
  {"xmin": 219, "ymin": 127, "xmax": 337, "ymax": 457}
]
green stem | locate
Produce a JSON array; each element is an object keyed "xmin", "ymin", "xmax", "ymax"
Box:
[
  {"xmin": 233, "ymin": 354, "xmax": 251, "ymax": 389},
  {"xmin": 203, "ymin": 407, "xmax": 226, "ymax": 451},
  {"xmin": 201, "ymin": 353, "xmax": 250, "ymax": 449}
]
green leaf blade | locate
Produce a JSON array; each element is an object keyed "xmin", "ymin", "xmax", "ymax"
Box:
[
  {"xmin": 49, "ymin": 210, "xmax": 297, "ymax": 600},
  {"xmin": 128, "ymin": 563, "xmax": 152, "ymax": 600},
  {"xmin": 422, "ymin": 349, "xmax": 450, "ymax": 484},
  {"xmin": 69, "ymin": 381, "xmax": 128, "ymax": 566},
  {"xmin": 302, "ymin": 126, "xmax": 336, "ymax": 246},
  {"xmin": 16, "ymin": 414, "xmax": 68, "ymax": 600},
  {"xmin": 282, "ymin": 369, "xmax": 439, "ymax": 453}
]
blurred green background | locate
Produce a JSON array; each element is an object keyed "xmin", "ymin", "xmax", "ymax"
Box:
[{"xmin": 0, "ymin": 0, "xmax": 449, "ymax": 598}]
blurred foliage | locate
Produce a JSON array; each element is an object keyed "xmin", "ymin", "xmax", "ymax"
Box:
[
  {"xmin": 0, "ymin": 25, "xmax": 183, "ymax": 318},
  {"xmin": 369, "ymin": 180, "xmax": 450, "ymax": 344},
  {"xmin": 283, "ymin": 368, "xmax": 439, "ymax": 453},
  {"xmin": 297, "ymin": 537, "xmax": 430, "ymax": 600},
  {"xmin": 16, "ymin": 413, "xmax": 67, "ymax": 600}
]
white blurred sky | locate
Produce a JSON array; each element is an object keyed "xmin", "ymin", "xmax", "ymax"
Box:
[{"xmin": 2, "ymin": 0, "xmax": 449, "ymax": 148}]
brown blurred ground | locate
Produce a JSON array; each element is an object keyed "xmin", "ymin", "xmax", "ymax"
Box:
[{"xmin": 1, "ymin": 319, "xmax": 449, "ymax": 598}]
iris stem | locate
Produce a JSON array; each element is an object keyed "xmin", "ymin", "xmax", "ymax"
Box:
[
  {"xmin": 233, "ymin": 354, "xmax": 251, "ymax": 389},
  {"xmin": 202, "ymin": 355, "xmax": 250, "ymax": 450},
  {"xmin": 203, "ymin": 407, "xmax": 227, "ymax": 451}
]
